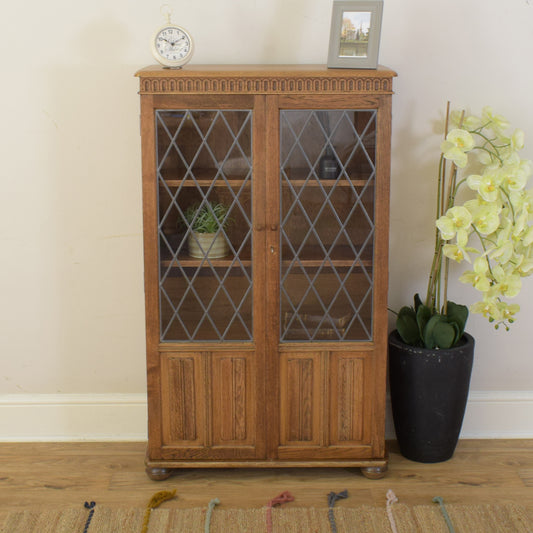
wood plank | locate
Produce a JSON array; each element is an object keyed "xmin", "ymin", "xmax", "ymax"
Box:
[{"xmin": 1, "ymin": 440, "xmax": 532, "ymax": 524}]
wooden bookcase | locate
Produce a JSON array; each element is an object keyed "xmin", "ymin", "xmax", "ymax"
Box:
[{"xmin": 136, "ymin": 65, "xmax": 396, "ymax": 479}]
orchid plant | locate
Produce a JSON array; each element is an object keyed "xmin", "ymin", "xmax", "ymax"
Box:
[{"xmin": 396, "ymin": 104, "xmax": 533, "ymax": 349}]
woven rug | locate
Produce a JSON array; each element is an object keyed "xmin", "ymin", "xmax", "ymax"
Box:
[{"xmin": 2, "ymin": 503, "xmax": 531, "ymax": 533}]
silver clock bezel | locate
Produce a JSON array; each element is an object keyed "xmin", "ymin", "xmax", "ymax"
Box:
[{"xmin": 151, "ymin": 24, "xmax": 194, "ymax": 68}]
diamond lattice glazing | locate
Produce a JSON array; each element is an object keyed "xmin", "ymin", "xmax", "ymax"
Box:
[
  {"xmin": 156, "ymin": 110, "xmax": 253, "ymax": 342},
  {"xmin": 280, "ymin": 110, "xmax": 376, "ymax": 341}
]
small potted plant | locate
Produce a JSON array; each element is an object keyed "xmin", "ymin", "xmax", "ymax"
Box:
[
  {"xmin": 185, "ymin": 201, "xmax": 232, "ymax": 259},
  {"xmin": 390, "ymin": 104, "xmax": 533, "ymax": 462}
]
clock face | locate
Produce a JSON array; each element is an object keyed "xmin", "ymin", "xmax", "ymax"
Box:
[{"xmin": 152, "ymin": 25, "xmax": 193, "ymax": 68}]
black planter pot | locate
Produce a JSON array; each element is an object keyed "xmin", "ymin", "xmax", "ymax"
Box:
[{"xmin": 388, "ymin": 330, "xmax": 475, "ymax": 463}]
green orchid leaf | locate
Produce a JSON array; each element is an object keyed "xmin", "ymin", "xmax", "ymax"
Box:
[
  {"xmin": 396, "ymin": 306, "xmax": 420, "ymax": 346},
  {"xmin": 433, "ymin": 320, "xmax": 457, "ymax": 349},
  {"xmin": 414, "ymin": 293, "xmax": 423, "ymax": 312},
  {"xmin": 422, "ymin": 314, "xmax": 442, "ymax": 349},
  {"xmin": 423, "ymin": 313, "xmax": 455, "ymax": 350},
  {"xmin": 416, "ymin": 304, "xmax": 432, "ymax": 339},
  {"xmin": 450, "ymin": 321, "xmax": 461, "ymax": 346},
  {"xmin": 446, "ymin": 301, "xmax": 469, "ymax": 339}
]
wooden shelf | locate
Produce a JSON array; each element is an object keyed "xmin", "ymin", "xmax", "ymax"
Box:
[
  {"xmin": 159, "ymin": 167, "xmax": 251, "ymax": 187},
  {"xmin": 283, "ymin": 168, "xmax": 374, "ymax": 186},
  {"xmin": 162, "ymin": 255, "xmax": 252, "ymax": 268},
  {"xmin": 160, "ymin": 245, "xmax": 371, "ymax": 269},
  {"xmin": 282, "ymin": 258, "xmax": 372, "ymax": 268},
  {"xmin": 284, "ymin": 179, "xmax": 368, "ymax": 188},
  {"xmin": 281, "ymin": 245, "xmax": 373, "ymax": 268},
  {"xmin": 161, "ymin": 179, "xmax": 370, "ymax": 188},
  {"xmin": 161, "ymin": 178, "xmax": 250, "ymax": 188}
]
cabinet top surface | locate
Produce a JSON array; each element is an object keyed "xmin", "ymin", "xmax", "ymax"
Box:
[
  {"xmin": 136, "ymin": 64, "xmax": 396, "ymax": 77},
  {"xmin": 135, "ymin": 64, "xmax": 396, "ymax": 95}
]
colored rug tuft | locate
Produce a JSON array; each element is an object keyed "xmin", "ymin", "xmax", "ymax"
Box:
[{"xmin": 2, "ymin": 503, "xmax": 531, "ymax": 533}]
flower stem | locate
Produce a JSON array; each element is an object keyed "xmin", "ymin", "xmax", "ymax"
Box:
[
  {"xmin": 426, "ymin": 103, "xmax": 457, "ymax": 313},
  {"xmin": 471, "ymin": 131, "xmax": 503, "ymax": 163},
  {"xmin": 426, "ymin": 153, "xmax": 446, "ymax": 309}
]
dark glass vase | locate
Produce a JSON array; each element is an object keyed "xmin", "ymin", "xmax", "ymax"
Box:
[
  {"xmin": 388, "ymin": 330, "xmax": 475, "ymax": 463},
  {"xmin": 319, "ymin": 147, "xmax": 340, "ymax": 180}
]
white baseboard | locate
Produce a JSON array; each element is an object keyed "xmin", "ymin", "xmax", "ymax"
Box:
[
  {"xmin": 460, "ymin": 391, "xmax": 533, "ymax": 438},
  {"xmin": 0, "ymin": 393, "xmax": 147, "ymax": 442},
  {"xmin": 0, "ymin": 391, "xmax": 532, "ymax": 442}
]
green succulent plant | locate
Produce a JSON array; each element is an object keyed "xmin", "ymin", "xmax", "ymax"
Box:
[
  {"xmin": 396, "ymin": 295, "xmax": 468, "ymax": 349},
  {"xmin": 185, "ymin": 201, "xmax": 231, "ymax": 234}
]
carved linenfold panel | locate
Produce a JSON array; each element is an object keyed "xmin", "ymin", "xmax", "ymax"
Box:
[
  {"xmin": 280, "ymin": 353, "xmax": 322, "ymax": 445},
  {"xmin": 139, "ymin": 75, "xmax": 394, "ymax": 95},
  {"xmin": 161, "ymin": 353, "xmax": 204, "ymax": 445},
  {"xmin": 212, "ymin": 355, "xmax": 254, "ymax": 444},
  {"xmin": 330, "ymin": 353, "xmax": 367, "ymax": 444},
  {"xmin": 337, "ymin": 358, "xmax": 363, "ymax": 441},
  {"xmin": 288, "ymin": 358, "xmax": 313, "ymax": 441}
]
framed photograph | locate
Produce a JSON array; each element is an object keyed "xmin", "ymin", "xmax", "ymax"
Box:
[{"xmin": 327, "ymin": 0, "xmax": 383, "ymax": 69}]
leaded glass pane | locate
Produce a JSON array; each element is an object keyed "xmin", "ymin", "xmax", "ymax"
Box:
[
  {"xmin": 280, "ymin": 109, "xmax": 376, "ymax": 342},
  {"xmin": 156, "ymin": 109, "xmax": 253, "ymax": 342}
]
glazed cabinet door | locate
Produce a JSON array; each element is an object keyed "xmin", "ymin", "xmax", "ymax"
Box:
[
  {"xmin": 142, "ymin": 94, "xmax": 267, "ymax": 460},
  {"xmin": 266, "ymin": 96, "xmax": 390, "ymax": 460}
]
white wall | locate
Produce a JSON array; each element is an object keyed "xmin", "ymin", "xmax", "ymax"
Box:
[{"xmin": 1, "ymin": 0, "xmax": 532, "ymax": 440}]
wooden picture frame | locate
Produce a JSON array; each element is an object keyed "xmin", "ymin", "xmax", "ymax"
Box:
[{"xmin": 327, "ymin": 0, "xmax": 383, "ymax": 69}]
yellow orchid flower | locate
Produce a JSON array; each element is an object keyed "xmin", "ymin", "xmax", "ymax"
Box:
[
  {"xmin": 513, "ymin": 210, "xmax": 529, "ymax": 237},
  {"xmin": 443, "ymin": 243, "xmax": 470, "ymax": 263},
  {"xmin": 511, "ymin": 129, "xmax": 525, "ymax": 151},
  {"xmin": 523, "ymin": 226, "xmax": 533, "ymax": 247},
  {"xmin": 510, "ymin": 252, "xmax": 533, "ymax": 276},
  {"xmin": 492, "ymin": 265, "xmax": 522, "ymax": 297},
  {"xmin": 470, "ymin": 204, "xmax": 501, "ymax": 235},
  {"xmin": 490, "ymin": 241, "xmax": 513, "ymax": 264},
  {"xmin": 468, "ymin": 171, "xmax": 502, "ymax": 202},
  {"xmin": 497, "ymin": 302, "xmax": 520, "ymax": 322},
  {"xmin": 470, "ymin": 298, "xmax": 501, "ymax": 321},
  {"xmin": 459, "ymin": 257, "xmax": 491, "ymax": 292},
  {"xmin": 436, "ymin": 206, "xmax": 473, "ymax": 240},
  {"xmin": 504, "ymin": 169, "xmax": 527, "ymax": 193},
  {"xmin": 441, "ymin": 146, "xmax": 468, "ymax": 168},
  {"xmin": 449, "ymin": 111, "xmax": 482, "ymax": 131},
  {"xmin": 482, "ymin": 106, "xmax": 510, "ymax": 133},
  {"xmin": 441, "ymin": 129, "xmax": 475, "ymax": 168},
  {"xmin": 445, "ymin": 128, "xmax": 475, "ymax": 152},
  {"xmin": 517, "ymin": 257, "xmax": 533, "ymax": 275}
]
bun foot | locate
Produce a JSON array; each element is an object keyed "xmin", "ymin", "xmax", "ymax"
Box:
[
  {"xmin": 145, "ymin": 466, "xmax": 173, "ymax": 481},
  {"xmin": 361, "ymin": 465, "xmax": 387, "ymax": 479}
]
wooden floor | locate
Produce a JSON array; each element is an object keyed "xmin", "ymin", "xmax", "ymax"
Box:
[{"xmin": 1, "ymin": 440, "xmax": 532, "ymax": 522}]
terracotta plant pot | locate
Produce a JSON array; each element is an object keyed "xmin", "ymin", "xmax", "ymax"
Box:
[
  {"xmin": 388, "ymin": 330, "xmax": 475, "ymax": 463},
  {"xmin": 187, "ymin": 232, "xmax": 229, "ymax": 259}
]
